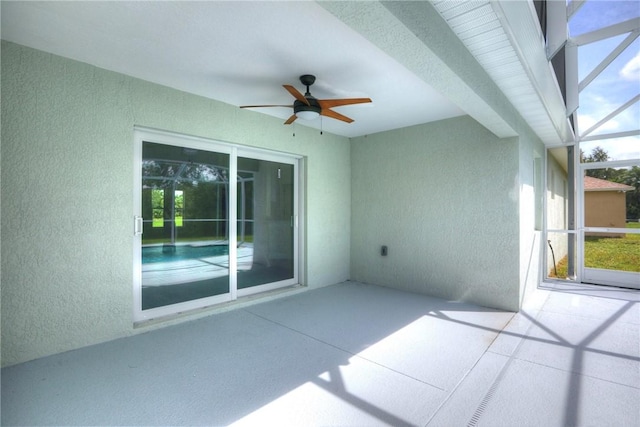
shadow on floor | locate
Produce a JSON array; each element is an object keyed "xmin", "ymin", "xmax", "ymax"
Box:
[{"xmin": 2, "ymin": 281, "xmax": 513, "ymax": 426}]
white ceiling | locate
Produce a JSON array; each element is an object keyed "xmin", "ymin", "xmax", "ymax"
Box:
[{"xmin": 1, "ymin": 1, "xmax": 468, "ymax": 138}]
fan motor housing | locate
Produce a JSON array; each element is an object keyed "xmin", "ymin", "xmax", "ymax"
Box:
[{"xmin": 293, "ymin": 98, "xmax": 321, "ymax": 115}]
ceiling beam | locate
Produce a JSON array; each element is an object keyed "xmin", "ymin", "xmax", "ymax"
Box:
[
  {"xmin": 492, "ymin": 0, "xmax": 574, "ymax": 144},
  {"xmin": 318, "ymin": 1, "xmax": 517, "ymax": 139}
]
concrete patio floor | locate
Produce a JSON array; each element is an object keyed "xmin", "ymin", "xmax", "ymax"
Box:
[{"xmin": 2, "ymin": 281, "xmax": 638, "ymax": 426}]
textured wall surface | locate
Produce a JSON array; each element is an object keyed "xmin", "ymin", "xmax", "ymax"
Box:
[
  {"xmin": 350, "ymin": 116, "xmax": 521, "ymax": 311},
  {"xmin": 1, "ymin": 36, "xmax": 549, "ymax": 366},
  {"xmin": 546, "ymin": 153, "xmax": 569, "ymax": 278},
  {"xmin": 1, "ymin": 41, "xmax": 351, "ymax": 366},
  {"xmin": 517, "ymin": 132, "xmax": 545, "ymax": 306},
  {"xmin": 324, "ymin": 0, "xmax": 547, "ymax": 312}
]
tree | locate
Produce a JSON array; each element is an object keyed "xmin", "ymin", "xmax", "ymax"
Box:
[
  {"xmin": 619, "ymin": 166, "xmax": 640, "ymax": 220},
  {"xmin": 583, "ymin": 146, "xmax": 622, "ymax": 181},
  {"xmin": 583, "ymin": 146, "xmax": 610, "ymax": 163}
]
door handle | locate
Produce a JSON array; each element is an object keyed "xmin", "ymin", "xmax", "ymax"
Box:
[{"xmin": 134, "ymin": 216, "xmax": 143, "ymax": 236}]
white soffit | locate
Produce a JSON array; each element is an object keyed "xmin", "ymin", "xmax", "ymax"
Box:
[
  {"xmin": 432, "ymin": 0, "xmax": 573, "ymax": 145},
  {"xmin": 320, "ymin": 1, "xmax": 517, "ymax": 139}
]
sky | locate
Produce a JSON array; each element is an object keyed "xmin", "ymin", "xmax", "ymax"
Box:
[{"xmin": 569, "ymin": 0, "xmax": 640, "ymax": 162}]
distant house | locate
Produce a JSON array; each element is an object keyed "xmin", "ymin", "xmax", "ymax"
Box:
[{"xmin": 584, "ymin": 176, "xmax": 634, "ymax": 237}]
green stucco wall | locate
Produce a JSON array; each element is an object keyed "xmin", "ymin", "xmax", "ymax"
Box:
[
  {"xmin": 350, "ymin": 117, "xmax": 521, "ymax": 311},
  {"xmin": 1, "ymin": 41, "xmax": 351, "ymax": 366},
  {"xmin": 1, "ymin": 35, "xmax": 548, "ymax": 367}
]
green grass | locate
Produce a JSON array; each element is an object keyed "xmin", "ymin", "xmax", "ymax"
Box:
[
  {"xmin": 549, "ymin": 223, "xmax": 640, "ymax": 278},
  {"xmin": 152, "ymin": 216, "xmax": 183, "ymax": 227}
]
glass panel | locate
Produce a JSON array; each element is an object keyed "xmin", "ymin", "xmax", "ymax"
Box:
[
  {"xmin": 237, "ymin": 157, "xmax": 294, "ymax": 290},
  {"xmin": 141, "ymin": 142, "xmax": 230, "ymax": 310},
  {"xmin": 583, "ymin": 165, "xmax": 640, "ymax": 273}
]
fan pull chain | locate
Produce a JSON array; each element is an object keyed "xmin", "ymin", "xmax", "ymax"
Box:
[{"xmin": 320, "ymin": 116, "xmax": 323, "ymax": 135}]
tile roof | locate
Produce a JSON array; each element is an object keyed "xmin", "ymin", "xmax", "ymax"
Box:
[{"xmin": 584, "ymin": 175, "xmax": 635, "ymax": 192}]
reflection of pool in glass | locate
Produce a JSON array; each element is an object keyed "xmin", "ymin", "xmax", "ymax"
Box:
[{"xmin": 142, "ymin": 244, "xmax": 229, "ymax": 264}]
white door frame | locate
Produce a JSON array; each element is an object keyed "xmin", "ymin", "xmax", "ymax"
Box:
[{"xmin": 133, "ymin": 127, "xmax": 303, "ymax": 322}]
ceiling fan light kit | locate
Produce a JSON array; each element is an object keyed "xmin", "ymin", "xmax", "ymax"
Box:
[
  {"xmin": 240, "ymin": 74, "xmax": 371, "ymax": 125},
  {"xmin": 295, "ymin": 109, "xmax": 320, "ymax": 120},
  {"xmin": 294, "ymin": 97, "xmax": 321, "ymax": 120}
]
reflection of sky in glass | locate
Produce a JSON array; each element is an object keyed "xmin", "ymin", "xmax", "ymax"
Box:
[{"xmin": 570, "ymin": 1, "xmax": 640, "ymax": 161}]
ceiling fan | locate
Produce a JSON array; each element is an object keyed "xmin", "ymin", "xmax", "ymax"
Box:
[{"xmin": 240, "ymin": 74, "xmax": 372, "ymax": 125}]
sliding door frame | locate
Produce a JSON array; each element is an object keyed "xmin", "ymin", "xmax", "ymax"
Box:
[
  {"xmin": 235, "ymin": 149, "xmax": 300, "ymax": 298},
  {"xmin": 133, "ymin": 127, "xmax": 303, "ymax": 322}
]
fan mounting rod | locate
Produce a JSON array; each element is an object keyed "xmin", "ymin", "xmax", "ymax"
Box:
[{"xmin": 299, "ymin": 74, "xmax": 316, "ymax": 96}]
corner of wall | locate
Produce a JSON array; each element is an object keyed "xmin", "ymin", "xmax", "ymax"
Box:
[
  {"xmin": 350, "ymin": 117, "xmax": 522, "ymax": 312},
  {"xmin": 517, "ymin": 130, "xmax": 546, "ymax": 311}
]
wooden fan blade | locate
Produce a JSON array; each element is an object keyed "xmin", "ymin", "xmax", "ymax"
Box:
[
  {"xmin": 284, "ymin": 114, "xmax": 298, "ymax": 125},
  {"xmin": 318, "ymin": 98, "xmax": 372, "ymax": 109},
  {"xmin": 240, "ymin": 104, "xmax": 292, "ymax": 109},
  {"xmin": 320, "ymin": 108, "xmax": 354, "ymax": 123},
  {"xmin": 283, "ymin": 85, "xmax": 310, "ymax": 105}
]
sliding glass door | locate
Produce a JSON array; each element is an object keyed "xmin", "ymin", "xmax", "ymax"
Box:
[
  {"xmin": 237, "ymin": 156, "xmax": 297, "ymax": 295},
  {"xmin": 134, "ymin": 129, "xmax": 300, "ymax": 321}
]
